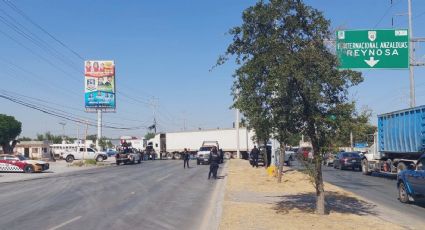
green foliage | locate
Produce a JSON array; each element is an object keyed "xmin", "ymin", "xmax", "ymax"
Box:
[
  {"xmin": 0, "ymin": 114, "xmax": 22, "ymax": 153},
  {"xmin": 84, "ymin": 159, "xmax": 97, "ymax": 165},
  {"xmin": 18, "ymin": 136, "xmax": 32, "ymax": 141},
  {"xmin": 219, "ymin": 0, "xmax": 363, "ymax": 214},
  {"xmin": 144, "ymin": 132, "xmax": 155, "ymax": 140},
  {"xmin": 98, "ymin": 137, "xmax": 113, "ymax": 150},
  {"xmin": 36, "ymin": 132, "xmax": 62, "ymax": 144}
]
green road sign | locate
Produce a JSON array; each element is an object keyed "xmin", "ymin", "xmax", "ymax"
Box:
[{"xmin": 336, "ymin": 29, "xmax": 409, "ymax": 69}]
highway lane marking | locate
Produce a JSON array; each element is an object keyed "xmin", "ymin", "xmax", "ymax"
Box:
[
  {"xmin": 48, "ymin": 216, "xmax": 82, "ymax": 230},
  {"xmin": 156, "ymin": 173, "xmax": 173, "ymax": 182}
]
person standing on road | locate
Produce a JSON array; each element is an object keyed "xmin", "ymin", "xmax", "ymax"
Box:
[
  {"xmin": 183, "ymin": 148, "xmax": 190, "ymax": 169},
  {"xmin": 251, "ymin": 146, "xmax": 259, "ymax": 168},
  {"xmin": 208, "ymin": 146, "xmax": 220, "ymax": 179}
]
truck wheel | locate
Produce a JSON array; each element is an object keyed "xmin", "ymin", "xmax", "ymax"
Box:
[
  {"xmin": 174, "ymin": 153, "xmax": 181, "ymax": 160},
  {"xmin": 397, "ymin": 162, "xmax": 407, "ymax": 174},
  {"xmin": 362, "ymin": 159, "xmax": 372, "ymax": 175},
  {"xmin": 65, "ymin": 155, "xmax": 74, "ymax": 163},
  {"xmin": 96, "ymin": 156, "xmax": 103, "ymax": 162},
  {"xmin": 224, "ymin": 152, "xmax": 231, "ymax": 159},
  {"xmin": 138, "ymin": 158, "xmax": 141, "ymax": 164},
  {"xmin": 24, "ymin": 165, "xmax": 34, "ymax": 173},
  {"xmin": 398, "ymin": 182, "xmax": 410, "ymax": 203},
  {"xmin": 166, "ymin": 153, "xmax": 173, "ymax": 160}
]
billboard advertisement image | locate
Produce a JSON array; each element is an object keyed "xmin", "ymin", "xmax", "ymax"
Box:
[{"xmin": 84, "ymin": 60, "xmax": 115, "ymax": 110}]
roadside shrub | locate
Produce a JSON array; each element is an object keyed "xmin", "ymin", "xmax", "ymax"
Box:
[
  {"xmin": 84, "ymin": 159, "xmax": 97, "ymax": 165},
  {"xmin": 70, "ymin": 160, "xmax": 84, "ymax": 167}
]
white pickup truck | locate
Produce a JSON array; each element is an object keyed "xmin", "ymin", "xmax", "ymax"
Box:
[{"xmin": 62, "ymin": 147, "xmax": 108, "ymax": 163}]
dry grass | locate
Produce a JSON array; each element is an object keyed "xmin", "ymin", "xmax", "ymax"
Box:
[{"xmin": 219, "ymin": 159, "xmax": 406, "ymax": 230}]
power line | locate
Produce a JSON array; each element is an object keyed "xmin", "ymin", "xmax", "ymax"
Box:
[
  {"xmin": 2, "ymin": 0, "xmax": 85, "ymax": 60},
  {"xmin": 0, "ymin": 91, "xmax": 146, "ymax": 130}
]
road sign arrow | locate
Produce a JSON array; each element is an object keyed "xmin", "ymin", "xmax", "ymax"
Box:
[{"xmin": 364, "ymin": 57, "xmax": 380, "ymax": 67}]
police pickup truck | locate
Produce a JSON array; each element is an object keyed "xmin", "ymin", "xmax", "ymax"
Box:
[{"xmin": 115, "ymin": 148, "xmax": 142, "ymax": 165}]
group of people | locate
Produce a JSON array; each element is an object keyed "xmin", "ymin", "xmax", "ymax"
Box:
[{"xmin": 181, "ymin": 146, "xmax": 221, "ymax": 180}]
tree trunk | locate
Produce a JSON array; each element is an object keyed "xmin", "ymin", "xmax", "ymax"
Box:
[
  {"xmin": 263, "ymin": 140, "xmax": 268, "ymax": 168},
  {"xmin": 1, "ymin": 143, "xmax": 11, "ymax": 154},
  {"xmin": 278, "ymin": 141, "xmax": 285, "ymax": 183},
  {"xmin": 312, "ymin": 141, "xmax": 327, "ymax": 215}
]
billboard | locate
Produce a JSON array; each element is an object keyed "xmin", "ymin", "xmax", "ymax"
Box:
[{"xmin": 84, "ymin": 60, "xmax": 115, "ymax": 110}]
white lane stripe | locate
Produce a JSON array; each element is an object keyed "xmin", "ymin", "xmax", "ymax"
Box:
[
  {"xmin": 48, "ymin": 216, "xmax": 82, "ymax": 230},
  {"xmin": 156, "ymin": 173, "xmax": 173, "ymax": 182}
]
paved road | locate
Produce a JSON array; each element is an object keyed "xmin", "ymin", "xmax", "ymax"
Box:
[
  {"xmin": 0, "ymin": 160, "xmax": 223, "ymax": 230},
  {"xmin": 322, "ymin": 165, "xmax": 425, "ymax": 229}
]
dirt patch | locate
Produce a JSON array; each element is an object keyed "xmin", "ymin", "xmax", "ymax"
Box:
[{"xmin": 219, "ymin": 159, "xmax": 406, "ymax": 230}]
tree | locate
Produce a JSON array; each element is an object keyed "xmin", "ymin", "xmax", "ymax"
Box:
[
  {"xmin": 0, "ymin": 114, "xmax": 22, "ymax": 153},
  {"xmin": 36, "ymin": 132, "xmax": 62, "ymax": 144},
  {"xmin": 219, "ymin": 0, "xmax": 362, "ymax": 214},
  {"xmin": 144, "ymin": 132, "xmax": 155, "ymax": 140},
  {"xmin": 18, "ymin": 136, "xmax": 32, "ymax": 141}
]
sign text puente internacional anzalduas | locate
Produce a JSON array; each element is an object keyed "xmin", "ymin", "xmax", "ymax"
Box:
[{"xmin": 336, "ymin": 29, "xmax": 409, "ymax": 69}]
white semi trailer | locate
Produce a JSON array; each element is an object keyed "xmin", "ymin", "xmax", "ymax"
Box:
[{"xmin": 147, "ymin": 127, "xmax": 256, "ymax": 159}]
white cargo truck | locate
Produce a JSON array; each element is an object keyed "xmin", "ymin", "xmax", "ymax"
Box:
[{"xmin": 147, "ymin": 127, "xmax": 256, "ymax": 160}]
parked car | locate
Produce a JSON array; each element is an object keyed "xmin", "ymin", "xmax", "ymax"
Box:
[
  {"xmin": 397, "ymin": 154, "xmax": 425, "ymax": 203},
  {"xmin": 0, "ymin": 154, "xmax": 49, "ymax": 173},
  {"xmin": 106, "ymin": 149, "xmax": 117, "ymax": 157},
  {"xmin": 333, "ymin": 152, "xmax": 362, "ymax": 170}
]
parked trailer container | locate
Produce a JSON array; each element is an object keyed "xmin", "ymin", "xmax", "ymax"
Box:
[
  {"xmin": 147, "ymin": 128, "xmax": 256, "ymax": 159},
  {"xmin": 362, "ymin": 106, "xmax": 425, "ymax": 175}
]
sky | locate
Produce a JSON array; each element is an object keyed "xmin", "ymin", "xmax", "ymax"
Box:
[{"xmin": 0, "ymin": 0, "xmax": 424, "ymax": 139}]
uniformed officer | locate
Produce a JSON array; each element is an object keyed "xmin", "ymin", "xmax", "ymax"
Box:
[
  {"xmin": 183, "ymin": 148, "xmax": 190, "ymax": 169},
  {"xmin": 208, "ymin": 146, "xmax": 220, "ymax": 179},
  {"xmin": 251, "ymin": 145, "xmax": 259, "ymax": 168}
]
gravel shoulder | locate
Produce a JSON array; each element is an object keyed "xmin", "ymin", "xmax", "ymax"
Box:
[{"xmin": 219, "ymin": 159, "xmax": 406, "ymax": 230}]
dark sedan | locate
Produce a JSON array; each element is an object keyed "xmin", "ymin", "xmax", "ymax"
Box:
[{"xmin": 333, "ymin": 152, "xmax": 362, "ymax": 171}]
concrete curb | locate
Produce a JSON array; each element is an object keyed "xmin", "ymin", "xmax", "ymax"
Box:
[{"xmin": 199, "ymin": 160, "xmax": 229, "ymax": 230}]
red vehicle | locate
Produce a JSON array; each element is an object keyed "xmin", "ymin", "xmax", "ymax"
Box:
[{"xmin": 0, "ymin": 154, "xmax": 49, "ymax": 173}]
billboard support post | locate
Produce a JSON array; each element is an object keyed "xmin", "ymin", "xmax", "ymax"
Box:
[{"xmin": 97, "ymin": 110, "xmax": 102, "ymax": 150}]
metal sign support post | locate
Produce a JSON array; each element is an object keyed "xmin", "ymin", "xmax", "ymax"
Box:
[{"xmin": 408, "ymin": 0, "xmax": 415, "ymax": 107}]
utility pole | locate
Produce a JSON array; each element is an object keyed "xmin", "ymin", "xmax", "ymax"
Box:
[
  {"xmin": 59, "ymin": 122, "xmax": 66, "ymax": 144},
  {"xmin": 407, "ymin": 0, "xmax": 415, "ymax": 107},
  {"xmin": 150, "ymin": 97, "xmax": 158, "ymax": 134},
  {"xmin": 350, "ymin": 131, "xmax": 354, "ymax": 151},
  {"xmin": 97, "ymin": 110, "xmax": 102, "ymax": 150},
  {"xmin": 235, "ymin": 88, "xmax": 240, "ymax": 159},
  {"xmin": 84, "ymin": 120, "xmax": 88, "ymax": 161}
]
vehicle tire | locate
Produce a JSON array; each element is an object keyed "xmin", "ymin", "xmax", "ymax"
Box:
[
  {"xmin": 116, "ymin": 161, "xmax": 120, "ymax": 165},
  {"xmin": 138, "ymin": 158, "xmax": 141, "ymax": 164},
  {"xmin": 398, "ymin": 182, "xmax": 410, "ymax": 203},
  {"xmin": 96, "ymin": 156, "xmax": 104, "ymax": 162},
  {"xmin": 287, "ymin": 160, "xmax": 291, "ymax": 167},
  {"xmin": 339, "ymin": 164, "xmax": 344, "ymax": 170},
  {"xmin": 132, "ymin": 157, "xmax": 136, "ymax": 164},
  {"xmin": 397, "ymin": 162, "xmax": 407, "ymax": 174},
  {"xmin": 224, "ymin": 152, "xmax": 231, "ymax": 159},
  {"xmin": 166, "ymin": 153, "xmax": 173, "ymax": 160},
  {"xmin": 362, "ymin": 159, "xmax": 372, "ymax": 175},
  {"xmin": 65, "ymin": 155, "xmax": 74, "ymax": 163},
  {"xmin": 174, "ymin": 153, "xmax": 181, "ymax": 160},
  {"xmin": 197, "ymin": 160, "xmax": 200, "ymax": 165},
  {"xmin": 24, "ymin": 165, "xmax": 34, "ymax": 173}
]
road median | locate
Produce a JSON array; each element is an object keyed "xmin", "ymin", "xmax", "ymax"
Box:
[{"xmin": 219, "ymin": 159, "xmax": 404, "ymax": 230}]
